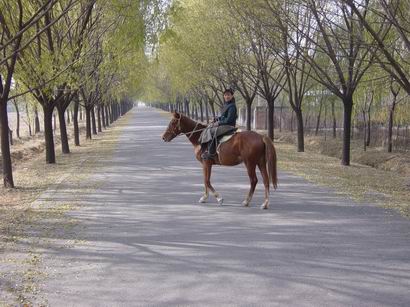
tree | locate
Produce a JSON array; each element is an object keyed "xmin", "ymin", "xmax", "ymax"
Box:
[
  {"xmin": 55, "ymin": 0, "xmax": 96, "ymax": 153},
  {"xmin": 343, "ymin": 0, "xmax": 410, "ymax": 94},
  {"xmin": 15, "ymin": 0, "xmax": 93, "ymax": 163},
  {"xmin": 228, "ymin": 0, "xmax": 286, "ymax": 140},
  {"xmin": 0, "ymin": 0, "xmax": 60, "ymax": 187},
  {"xmin": 286, "ymin": 0, "xmax": 376, "ymax": 165},
  {"xmin": 266, "ymin": 0, "xmax": 315, "ymax": 151},
  {"xmin": 387, "ymin": 78, "xmax": 402, "ymax": 152}
]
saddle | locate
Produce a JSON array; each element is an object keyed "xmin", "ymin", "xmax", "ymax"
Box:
[
  {"xmin": 199, "ymin": 125, "xmax": 237, "ymax": 144},
  {"xmin": 199, "ymin": 125, "xmax": 238, "ymax": 161}
]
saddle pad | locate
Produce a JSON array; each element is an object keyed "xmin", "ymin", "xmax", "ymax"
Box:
[
  {"xmin": 216, "ymin": 134, "xmax": 235, "ymax": 154},
  {"xmin": 219, "ymin": 134, "xmax": 234, "ymax": 144}
]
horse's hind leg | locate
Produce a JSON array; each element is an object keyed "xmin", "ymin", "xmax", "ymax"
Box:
[
  {"xmin": 242, "ymin": 162, "xmax": 258, "ymax": 207},
  {"xmin": 258, "ymin": 161, "xmax": 270, "ymax": 210},
  {"xmin": 201, "ymin": 161, "xmax": 223, "ymax": 205}
]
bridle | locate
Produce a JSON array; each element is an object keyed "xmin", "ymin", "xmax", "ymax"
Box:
[{"xmin": 168, "ymin": 117, "xmax": 207, "ymax": 140}]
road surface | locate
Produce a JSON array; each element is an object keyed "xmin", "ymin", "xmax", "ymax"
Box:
[{"xmin": 33, "ymin": 107, "xmax": 410, "ymax": 306}]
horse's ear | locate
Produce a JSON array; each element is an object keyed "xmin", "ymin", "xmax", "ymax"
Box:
[{"xmin": 173, "ymin": 111, "xmax": 181, "ymax": 119}]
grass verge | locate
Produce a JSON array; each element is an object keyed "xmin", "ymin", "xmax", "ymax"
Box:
[{"xmin": 276, "ymin": 142, "xmax": 410, "ymax": 218}]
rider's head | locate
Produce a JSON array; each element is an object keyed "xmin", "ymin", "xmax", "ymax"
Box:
[{"xmin": 223, "ymin": 88, "xmax": 234, "ymax": 103}]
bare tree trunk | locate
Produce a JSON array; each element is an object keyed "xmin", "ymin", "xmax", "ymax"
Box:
[
  {"xmin": 43, "ymin": 105, "xmax": 56, "ymax": 164},
  {"xmin": 97, "ymin": 106, "xmax": 102, "ymax": 132},
  {"xmin": 105, "ymin": 105, "xmax": 110, "ymax": 127},
  {"xmin": 209, "ymin": 101, "xmax": 216, "ymax": 119},
  {"xmin": 178, "ymin": 100, "xmax": 183, "ymax": 113},
  {"xmin": 105, "ymin": 105, "xmax": 110, "ymax": 126},
  {"xmin": 324, "ymin": 102, "xmax": 328, "ymax": 141},
  {"xmin": 13, "ymin": 100, "xmax": 20, "ymax": 139},
  {"xmin": 199, "ymin": 100, "xmax": 204, "ymax": 122},
  {"xmin": 246, "ymin": 101, "xmax": 252, "ymax": 131},
  {"xmin": 366, "ymin": 112, "xmax": 371, "ymax": 147},
  {"xmin": 295, "ymin": 108, "xmax": 304, "ymax": 152},
  {"xmin": 194, "ymin": 105, "xmax": 198, "ymax": 120},
  {"xmin": 0, "ymin": 101, "xmax": 14, "ymax": 187},
  {"xmin": 387, "ymin": 104, "xmax": 396, "ymax": 153},
  {"xmin": 315, "ymin": 98, "xmax": 323, "ymax": 136},
  {"xmin": 57, "ymin": 104, "xmax": 70, "ymax": 154},
  {"xmin": 205, "ymin": 100, "xmax": 209, "ymax": 123},
  {"xmin": 34, "ymin": 107, "xmax": 40, "ymax": 133},
  {"xmin": 362, "ymin": 110, "xmax": 367, "ymax": 151},
  {"xmin": 304, "ymin": 110, "xmax": 310, "ymax": 131},
  {"xmin": 67, "ymin": 108, "xmax": 71, "ymax": 125},
  {"xmin": 53, "ymin": 112, "xmax": 57, "ymax": 134},
  {"xmin": 9, "ymin": 129, "xmax": 13, "ymax": 146},
  {"xmin": 73, "ymin": 97, "xmax": 80, "ymax": 146},
  {"xmin": 113, "ymin": 104, "xmax": 116, "ymax": 122},
  {"xmin": 331, "ymin": 100, "xmax": 337, "ymax": 138},
  {"xmin": 101, "ymin": 105, "xmax": 106, "ymax": 129},
  {"xmin": 85, "ymin": 107, "xmax": 92, "ymax": 139},
  {"xmin": 185, "ymin": 98, "xmax": 190, "ymax": 117},
  {"xmin": 342, "ymin": 98, "xmax": 353, "ymax": 166},
  {"xmin": 91, "ymin": 107, "xmax": 97, "ymax": 135},
  {"xmin": 267, "ymin": 102, "xmax": 274, "ymax": 140},
  {"xmin": 351, "ymin": 119, "xmax": 355, "ymax": 139},
  {"xmin": 290, "ymin": 111, "xmax": 294, "ymax": 133},
  {"xmin": 110, "ymin": 104, "xmax": 114, "ymax": 123},
  {"xmin": 279, "ymin": 101, "xmax": 284, "ymax": 132},
  {"xmin": 25, "ymin": 103, "xmax": 32, "ymax": 136}
]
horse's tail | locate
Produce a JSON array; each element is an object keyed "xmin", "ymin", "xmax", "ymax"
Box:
[{"xmin": 263, "ymin": 135, "xmax": 278, "ymax": 190}]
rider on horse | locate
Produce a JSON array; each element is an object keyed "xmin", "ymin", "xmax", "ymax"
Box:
[{"xmin": 200, "ymin": 88, "xmax": 238, "ymax": 160}]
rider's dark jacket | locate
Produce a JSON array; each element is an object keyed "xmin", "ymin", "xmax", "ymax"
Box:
[
  {"xmin": 199, "ymin": 99, "xmax": 237, "ymax": 145},
  {"xmin": 217, "ymin": 100, "xmax": 237, "ymax": 126}
]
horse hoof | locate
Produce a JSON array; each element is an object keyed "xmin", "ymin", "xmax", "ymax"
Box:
[
  {"xmin": 260, "ymin": 204, "xmax": 269, "ymax": 210},
  {"xmin": 242, "ymin": 201, "xmax": 250, "ymax": 207},
  {"xmin": 217, "ymin": 198, "xmax": 224, "ymax": 205},
  {"xmin": 199, "ymin": 196, "xmax": 208, "ymax": 203}
]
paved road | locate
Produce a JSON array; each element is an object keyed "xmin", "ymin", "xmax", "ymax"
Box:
[{"xmin": 37, "ymin": 107, "xmax": 409, "ymax": 306}]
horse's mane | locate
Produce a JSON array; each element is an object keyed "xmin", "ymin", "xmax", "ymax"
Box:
[{"xmin": 180, "ymin": 114, "xmax": 207, "ymax": 128}]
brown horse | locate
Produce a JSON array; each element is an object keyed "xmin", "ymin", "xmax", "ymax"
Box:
[{"xmin": 162, "ymin": 111, "xmax": 277, "ymax": 209}]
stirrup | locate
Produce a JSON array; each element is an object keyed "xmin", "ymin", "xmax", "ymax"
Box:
[{"xmin": 201, "ymin": 151, "xmax": 215, "ymax": 160}]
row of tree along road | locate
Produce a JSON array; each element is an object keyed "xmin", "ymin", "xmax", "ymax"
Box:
[
  {"xmin": 0, "ymin": 0, "xmax": 164, "ymax": 188},
  {"xmin": 144, "ymin": 0, "xmax": 410, "ymax": 167},
  {"xmin": 3, "ymin": 0, "xmax": 410, "ymax": 189}
]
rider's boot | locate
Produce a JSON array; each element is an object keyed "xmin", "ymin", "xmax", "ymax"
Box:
[
  {"xmin": 201, "ymin": 140, "xmax": 216, "ymax": 160},
  {"xmin": 200, "ymin": 143, "xmax": 209, "ymax": 160}
]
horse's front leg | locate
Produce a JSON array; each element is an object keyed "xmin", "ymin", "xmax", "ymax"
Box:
[
  {"xmin": 201, "ymin": 161, "xmax": 223, "ymax": 205},
  {"xmin": 198, "ymin": 161, "xmax": 209, "ymax": 203},
  {"xmin": 199, "ymin": 184, "xmax": 209, "ymax": 203}
]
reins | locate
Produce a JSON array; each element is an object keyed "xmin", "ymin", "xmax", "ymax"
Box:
[{"xmin": 175, "ymin": 117, "xmax": 207, "ymax": 139}]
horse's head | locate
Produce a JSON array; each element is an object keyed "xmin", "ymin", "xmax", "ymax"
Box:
[{"xmin": 162, "ymin": 111, "xmax": 182, "ymax": 142}]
